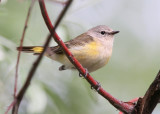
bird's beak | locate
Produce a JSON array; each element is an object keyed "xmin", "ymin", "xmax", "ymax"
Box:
[{"xmin": 110, "ymin": 31, "xmax": 119, "ymax": 35}]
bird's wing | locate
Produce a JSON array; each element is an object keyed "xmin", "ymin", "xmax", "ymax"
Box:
[{"xmin": 50, "ymin": 33, "xmax": 94, "ymax": 54}]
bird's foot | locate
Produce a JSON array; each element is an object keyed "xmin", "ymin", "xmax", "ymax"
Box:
[{"xmin": 79, "ymin": 68, "xmax": 89, "ymax": 78}]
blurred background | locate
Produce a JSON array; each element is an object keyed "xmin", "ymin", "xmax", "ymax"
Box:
[{"xmin": 0, "ymin": 0, "xmax": 160, "ymax": 114}]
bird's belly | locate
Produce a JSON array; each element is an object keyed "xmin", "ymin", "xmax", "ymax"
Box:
[
  {"xmin": 75, "ymin": 50, "xmax": 111, "ymax": 72},
  {"xmin": 81, "ymin": 55, "xmax": 110, "ymax": 72},
  {"xmin": 47, "ymin": 41, "xmax": 112, "ymax": 73}
]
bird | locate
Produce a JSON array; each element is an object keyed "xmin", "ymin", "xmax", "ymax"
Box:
[{"xmin": 17, "ymin": 25, "xmax": 119, "ymax": 73}]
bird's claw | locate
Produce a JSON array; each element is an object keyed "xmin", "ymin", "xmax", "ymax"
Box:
[
  {"xmin": 79, "ymin": 68, "xmax": 88, "ymax": 78},
  {"xmin": 91, "ymin": 81, "xmax": 101, "ymax": 92}
]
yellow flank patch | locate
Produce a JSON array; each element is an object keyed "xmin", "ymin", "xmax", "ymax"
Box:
[
  {"xmin": 69, "ymin": 41, "xmax": 99, "ymax": 61},
  {"xmin": 86, "ymin": 42, "xmax": 99, "ymax": 56},
  {"xmin": 32, "ymin": 47, "xmax": 43, "ymax": 53}
]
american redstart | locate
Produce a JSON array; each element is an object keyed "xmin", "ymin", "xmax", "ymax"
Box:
[{"xmin": 17, "ymin": 25, "xmax": 119, "ymax": 72}]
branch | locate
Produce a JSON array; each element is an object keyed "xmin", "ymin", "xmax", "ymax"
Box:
[
  {"xmin": 14, "ymin": 0, "xmax": 35, "ymax": 98},
  {"xmin": 5, "ymin": 1, "xmax": 35, "ymax": 114},
  {"xmin": 39, "ymin": 0, "xmax": 134, "ymax": 113},
  {"xmin": 11, "ymin": 0, "xmax": 70, "ymax": 114},
  {"xmin": 132, "ymin": 70, "xmax": 160, "ymax": 114}
]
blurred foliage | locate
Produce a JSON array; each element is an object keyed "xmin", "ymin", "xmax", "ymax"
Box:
[{"xmin": 0, "ymin": 0, "xmax": 160, "ymax": 114}]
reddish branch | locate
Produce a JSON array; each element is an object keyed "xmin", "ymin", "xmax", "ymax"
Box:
[
  {"xmin": 119, "ymin": 98, "xmax": 139, "ymax": 114},
  {"xmin": 5, "ymin": 100, "xmax": 17, "ymax": 114},
  {"xmin": 39, "ymin": 0, "xmax": 134, "ymax": 113}
]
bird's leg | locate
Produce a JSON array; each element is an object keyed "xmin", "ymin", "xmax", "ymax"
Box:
[
  {"xmin": 59, "ymin": 65, "xmax": 66, "ymax": 71},
  {"xmin": 78, "ymin": 69, "xmax": 101, "ymax": 91}
]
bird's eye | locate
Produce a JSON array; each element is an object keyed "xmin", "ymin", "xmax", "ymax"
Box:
[{"xmin": 100, "ymin": 31, "xmax": 106, "ymax": 35}]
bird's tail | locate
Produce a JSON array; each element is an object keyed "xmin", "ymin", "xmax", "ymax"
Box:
[{"xmin": 17, "ymin": 46, "xmax": 44, "ymax": 54}]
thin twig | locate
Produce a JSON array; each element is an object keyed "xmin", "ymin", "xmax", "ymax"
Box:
[
  {"xmin": 54, "ymin": 0, "xmax": 71, "ymax": 28},
  {"xmin": 39, "ymin": 0, "xmax": 134, "ymax": 113},
  {"xmin": 11, "ymin": 0, "xmax": 71, "ymax": 114},
  {"xmin": 14, "ymin": 0, "xmax": 35, "ymax": 99},
  {"xmin": 5, "ymin": 100, "xmax": 17, "ymax": 114},
  {"xmin": 5, "ymin": 1, "xmax": 35, "ymax": 114}
]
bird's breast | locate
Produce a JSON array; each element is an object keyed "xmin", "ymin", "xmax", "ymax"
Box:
[{"xmin": 78, "ymin": 40, "xmax": 113, "ymax": 72}]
